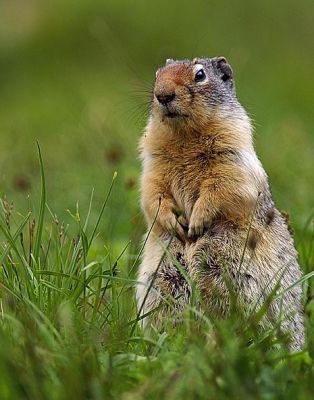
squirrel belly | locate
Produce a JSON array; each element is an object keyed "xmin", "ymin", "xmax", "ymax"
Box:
[{"xmin": 136, "ymin": 57, "xmax": 304, "ymax": 351}]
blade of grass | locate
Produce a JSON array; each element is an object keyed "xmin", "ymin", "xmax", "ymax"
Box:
[
  {"xmin": 0, "ymin": 212, "xmax": 31, "ymax": 266},
  {"xmin": 274, "ymin": 270, "xmax": 314, "ymax": 300},
  {"xmin": 33, "ymin": 141, "xmax": 46, "ymax": 264},
  {"xmin": 88, "ymin": 171, "xmax": 117, "ymax": 248}
]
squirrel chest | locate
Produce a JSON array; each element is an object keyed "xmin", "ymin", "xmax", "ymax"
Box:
[{"xmin": 151, "ymin": 139, "xmax": 216, "ymax": 217}]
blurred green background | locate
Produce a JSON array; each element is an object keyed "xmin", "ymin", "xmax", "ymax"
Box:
[{"xmin": 0, "ymin": 0, "xmax": 313, "ymax": 244}]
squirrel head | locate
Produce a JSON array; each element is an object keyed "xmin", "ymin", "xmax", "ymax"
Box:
[{"xmin": 152, "ymin": 57, "xmax": 240, "ymax": 129}]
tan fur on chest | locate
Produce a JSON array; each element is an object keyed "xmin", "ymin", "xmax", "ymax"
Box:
[
  {"xmin": 140, "ymin": 116, "xmax": 262, "ymax": 229},
  {"xmin": 150, "ymin": 138, "xmax": 221, "ymax": 217}
]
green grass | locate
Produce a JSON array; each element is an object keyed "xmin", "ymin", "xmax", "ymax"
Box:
[
  {"xmin": 0, "ymin": 147, "xmax": 313, "ymax": 399},
  {"xmin": 0, "ymin": 1, "xmax": 313, "ymax": 398}
]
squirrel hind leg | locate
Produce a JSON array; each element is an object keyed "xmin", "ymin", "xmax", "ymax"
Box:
[{"xmin": 136, "ymin": 235, "xmax": 189, "ymax": 328}]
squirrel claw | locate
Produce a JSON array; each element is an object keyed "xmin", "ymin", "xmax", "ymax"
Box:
[
  {"xmin": 177, "ymin": 215, "xmax": 188, "ymax": 230},
  {"xmin": 188, "ymin": 225, "xmax": 204, "ymax": 239}
]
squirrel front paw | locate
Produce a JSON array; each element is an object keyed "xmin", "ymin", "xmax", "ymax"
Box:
[
  {"xmin": 188, "ymin": 205, "xmax": 213, "ymax": 239},
  {"xmin": 158, "ymin": 211, "xmax": 188, "ymax": 241}
]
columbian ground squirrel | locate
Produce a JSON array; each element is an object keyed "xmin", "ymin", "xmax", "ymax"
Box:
[{"xmin": 136, "ymin": 57, "xmax": 304, "ymax": 351}]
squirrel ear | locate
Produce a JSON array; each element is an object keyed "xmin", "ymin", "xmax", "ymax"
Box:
[
  {"xmin": 213, "ymin": 57, "xmax": 233, "ymax": 83},
  {"xmin": 165, "ymin": 58, "xmax": 174, "ymax": 66}
]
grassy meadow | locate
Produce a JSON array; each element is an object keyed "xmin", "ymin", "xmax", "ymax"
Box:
[{"xmin": 0, "ymin": 1, "xmax": 313, "ymax": 398}]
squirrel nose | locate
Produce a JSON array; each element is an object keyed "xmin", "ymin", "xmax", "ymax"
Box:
[{"xmin": 156, "ymin": 92, "xmax": 175, "ymax": 105}]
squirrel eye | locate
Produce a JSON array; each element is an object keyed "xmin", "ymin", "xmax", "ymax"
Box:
[{"xmin": 194, "ymin": 69, "xmax": 206, "ymax": 82}]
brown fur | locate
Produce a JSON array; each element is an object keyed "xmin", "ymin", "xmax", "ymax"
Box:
[{"xmin": 136, "ymin": 57, "xmax": 304, "ymax": 351}]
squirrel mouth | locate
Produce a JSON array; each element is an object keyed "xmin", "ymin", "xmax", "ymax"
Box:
[
  {"xmin": 165, "ymin": 111, "xmax": 179, "ymax": 118},
  {"xmin": 163, "ymin": 110, "xmax": 188, "ymax": 119}
]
